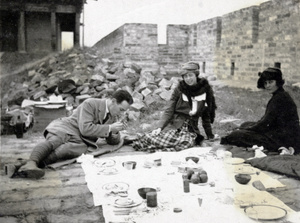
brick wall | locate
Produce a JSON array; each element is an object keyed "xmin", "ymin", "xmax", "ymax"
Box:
[
  {"xmin": 187, "ymin": 17, "xmax": 222, "ymax": 76},
  {"xmin": 258, "ymin": 0, "xmax": 300, "ymax": 82},
  {"xmin": 94, "ymin": 0, "xmax": 300, "ymax": 83},
  {"xmin": 95, "ymin": 23, "xmax": 159, "ymax": 69},
  {"xmin": 94, "ymin": 25, "xmax": 124, "ymax": 62}
]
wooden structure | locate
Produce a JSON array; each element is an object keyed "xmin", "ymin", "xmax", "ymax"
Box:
[{"xmin": 0, "ymin": 0, "xmax": 84, "ymax": 52}]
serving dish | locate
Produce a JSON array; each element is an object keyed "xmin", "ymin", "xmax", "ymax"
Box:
[{"xmin": 244, "ymin": 205, "xmax": 287, "ymax": 220}]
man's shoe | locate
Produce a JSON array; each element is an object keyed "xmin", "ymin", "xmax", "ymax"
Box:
[
  {"xmin": 5, "ymin": 158, "xmax": 27, "ymax": 178},
  {"xmin": 18, "ymin": 161, "xmax": 45, "ymax": 179}
]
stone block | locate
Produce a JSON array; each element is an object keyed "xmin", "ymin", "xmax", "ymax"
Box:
[
  {"xmin": 91, "ymin": 74, "xmax": 105, "ymax": 82},
  {"xmin": 144, "ymin": 94, "xmax": 156, "ymax": 106},
  {"xmin": 33, "ymin": 90, "xmax": 47, "ymax": 101},
  {"xmin": 135, "ymin": 80, "xmax": 148, "ymax": 92},
  {"xmin": 130, "ymin": 101, "xmax": 146, "ymax": 111},
  {"xmin": 141, "ymin": 88, "xmax": 152, "ymax": 97},
  {"xmin": 158, "ymin": 78, "xmax": 172, "ymax": 89},
  {"xmin": 131, "ymin": 63, "xmax": 142, "ymax": 74},
  {"xmin": 106, "ymin": 73, "xmax": 119, "ymax": 81},
  {"xmin": 28, "ymin": 70, "xmax": 36, "ymax": 77},
  {"xmin": 132, "ymin": 91, "xmax": 143, "ymax": 101},
  {"xmin": 159, "ymin": 90, "xmax": 172, "ymax": 101}
]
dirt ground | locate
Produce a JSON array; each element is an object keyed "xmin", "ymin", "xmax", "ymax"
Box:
[{"xmin": 1, "ymin": 131, "xmax": 300, "ymax": 223}]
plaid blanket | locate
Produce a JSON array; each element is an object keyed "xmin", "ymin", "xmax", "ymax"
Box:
[{"xmin": 132, "ymin": 123, "xmax": 196, "ymax": 152}]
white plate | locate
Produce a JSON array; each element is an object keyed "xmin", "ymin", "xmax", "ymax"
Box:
[
  {"xmin": 94, "ymin": 158, "xmax": 115, "ymax": 167},
  {"xmin": 98, "ymin": 168, "xmax": 118, "ymax": 175},
  {"xmin": 34, "ymin": 101, "xmax": 49, "ymax": 105},
  {"xmin": 114, "ymin": 198, "xmax": 142, "ymax": 208},
  {"xmin": 225, "ymin": 158, "xmax": 245, "ymax": 165},
  {"xmin": 102, "ymin": 182, "xmax": 129, "ymax": 192},
  {"xmin": 196, "ymin": 182, "xmax": 209, "ymax": 186},
  {"xmin": 48, "ymin": 101, "xmax": 67, "ymax": 104},
  {"xmin": 244, "ymin": 205, "xmax": 287, "ymax": 220},
  {"xmin": 234, "ymin": 166, "xmax": 257, "ymax": 175}
]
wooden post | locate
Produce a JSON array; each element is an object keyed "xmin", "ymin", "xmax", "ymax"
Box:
[
  {"xmin": 51, "ymin": 11, "xmax": 57, "ymax": 51},
  {"xmin": 18, "ymin": 11, "xmax": 26, "ymax": 52},
  {"xmin": 74, "ymin": 12, "xmax": 80, "ymax": 47}
]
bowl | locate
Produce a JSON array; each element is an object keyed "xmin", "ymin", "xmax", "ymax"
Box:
[
  {"xmin": 122, "ymin": 161, "xmax": 137, "ymax": 169},
  {"xmin": 185, "ymin": 156, "xmax": 199, "ymax": 164},
  {"xmin": 137, "ymin": 187, "xmax": 157, "ymax": 199},
  {"xmin": 235, "ymin": 174, "xmax": 251, "ymax": 185}
]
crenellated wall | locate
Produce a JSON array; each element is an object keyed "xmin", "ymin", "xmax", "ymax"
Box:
[{"xmin": 94, "ymin": 0, "xmax": 300, "ymax": 82}]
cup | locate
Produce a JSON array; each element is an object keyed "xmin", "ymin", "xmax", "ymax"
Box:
[
  {"xmin": 123, "ymin": 162, "xmax": 134, "ymax": 170},
  {"xmin": 146, "ymin": 191, "xmax": 157, "ymax": 207},
  {"xmin": 154, "ymin": 158, "xmax": 162, "ymax": 167}
]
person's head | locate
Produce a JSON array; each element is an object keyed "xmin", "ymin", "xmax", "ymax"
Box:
[
  {"xmin": 257, "ymin": 67, "xmax": 285, "ymax": 93},
  {"xmin": 180, "ymin": 61, "xmax": 200, "ymax": 86},
  {"xmin": 108, "ymin": 90, "xmax": 133, "ymax": 117}
]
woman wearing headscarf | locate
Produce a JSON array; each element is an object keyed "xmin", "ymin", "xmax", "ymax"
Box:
[{"xmin": 220, "ymin": 67, "xmax": 300, "ymax": 154}]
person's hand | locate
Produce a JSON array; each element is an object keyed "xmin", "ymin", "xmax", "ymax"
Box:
[
  {"xmin": 189, "ymin": 110, "xmax": 196, "ymax": 116},
  {"xmin": 110, "ymin": 121, "xmax": 126, "ymax": 133},
  {"xmin": 151, "ymin": 128, "xmax": 161, "ymax": 135}
]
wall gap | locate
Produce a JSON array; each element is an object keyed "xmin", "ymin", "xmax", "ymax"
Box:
[{"xmin": 231, "ymin": 62, "xmax": 235, "ymax": 76}]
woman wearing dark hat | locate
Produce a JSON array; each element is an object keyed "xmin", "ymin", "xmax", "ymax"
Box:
[
  {"xmin": 220, "ymin": 67, "xmax": 300, "ymax": 154},
  {"xmin": 132, "ymin": 61, "xmax": 217, "ymax": 152}
]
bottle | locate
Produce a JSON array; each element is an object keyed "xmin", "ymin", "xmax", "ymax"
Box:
[
  {"xmin": 66, "ymin": 103, "xmax": 73, "ymax": 117},
  {"xmin": 183, "ymin": 179, "xmax": 190, "ymax": 193},
  {"xmin": 15, "ymin": 115, "xmax": 24, "ymax": 138}
]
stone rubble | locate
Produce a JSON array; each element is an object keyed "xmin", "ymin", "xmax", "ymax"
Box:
[{"xmin": 1, "ymin": 47, "xmax": 221, "ymax": 133}]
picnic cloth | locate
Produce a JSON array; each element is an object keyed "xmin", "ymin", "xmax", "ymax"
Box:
[
  {"xmin": 245, "ymin": 155, "xmax": 300, "ymax": 179},
  {"xmin": 79, "ymin": 147, "xmax": 299, "ymax": 223}
]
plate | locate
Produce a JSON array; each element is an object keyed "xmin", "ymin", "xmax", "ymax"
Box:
[
  {"xmin": 114, "ymin": 198, "xmax": 142, "ymax": 208},
  {"xmin": 102, "ymin": 182, "xmax": 129, "ymax": 192},
  {"xmin": 244, "ymin": 205, "xmax": 287, "ymax": 220},
  {"xmin": 98, "ymin": 168, "xmax": 118, "ymax": 175},
  {"xmin": 48, "ymin": 100, "xmax": 67, "ymax": 104},
  {"xmin": 225, "ymin": 158, "xmax": 245, "ymax": 165},
  {"xmin": 196, "ymin": 182, "xmax": 209, "ymax": 186},
  {"xmin": 115, "ymin": 198, "xmax": 133, "ymax": 206},
  {"xmin": 34, "ymin": 101, "xmax": 49, "ymax": 105},
  {"xmin": 234, "ymin": 166, "xmax": 257, "ymax": 175},
  {"xmin": 94, "ymin": 158, "xmax": 115, "ymax": 167}
]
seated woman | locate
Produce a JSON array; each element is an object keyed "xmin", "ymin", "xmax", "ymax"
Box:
[
  {"xmin": 132, "ymin": 61, "xmax": 217, "ymax": 152},
  {"xmin": 220, "ymin": 67, "xmax": 300, "ymax": 155}
]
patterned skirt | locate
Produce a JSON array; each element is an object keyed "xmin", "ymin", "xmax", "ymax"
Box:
[{"xmin": 132, "ymin": 122, "xmax": 197, "ymax": 152}]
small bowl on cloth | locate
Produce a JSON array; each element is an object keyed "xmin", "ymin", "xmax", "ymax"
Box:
[
  {"xmin": 235, "ymin": 174, "xmax": 251, "ymax": 185},
  {"xmin": 137, "ymin": 187, "xmax": 157, "ymax": 199},
  {"xmin": 185, "ymin": 156, "xmax": 199, "ymax": 164}
]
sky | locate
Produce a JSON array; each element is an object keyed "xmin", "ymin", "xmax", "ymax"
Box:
[{"xmin": 81, "ymin": 0, "xmax": 270, "ymax": 47}]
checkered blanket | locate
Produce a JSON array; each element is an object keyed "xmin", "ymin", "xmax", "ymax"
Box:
[{"xmin": 132, "ymin": 123, "xmax": 196, "ymax": 152}]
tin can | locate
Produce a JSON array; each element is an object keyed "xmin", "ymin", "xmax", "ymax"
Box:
[{"xmin": 183, "ymin": 179, "xmax": 190, "ymax": 193}]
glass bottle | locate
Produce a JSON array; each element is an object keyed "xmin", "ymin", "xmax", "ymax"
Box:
[{"xmin": 15, "ymin": 115, "xmax": 24, "ymax": 138}]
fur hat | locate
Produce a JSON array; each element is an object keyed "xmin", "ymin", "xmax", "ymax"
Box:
[
  {"xmin": 180, "ymin": 61, "xmax": 200, "ymax": 76},
  {"xmin": 257, "ymin": 67, "xmax": 285, "ymax": 89}
]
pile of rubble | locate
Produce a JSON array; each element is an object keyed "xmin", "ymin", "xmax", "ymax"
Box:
[{"xmin": 1, "ymin": 47, "xmax": 219, "ymax": 134}]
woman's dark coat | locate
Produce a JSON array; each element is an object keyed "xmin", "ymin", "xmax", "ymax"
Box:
[
  {"xmin": 158, "ymin": 78, "xmax": 217, "ymax": 132},
  {"xmin": 222, "ymin": 87, "xmax": 300, "ymax": 153}
]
